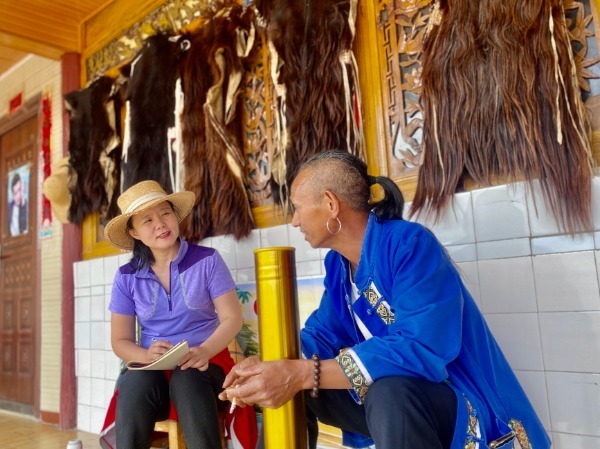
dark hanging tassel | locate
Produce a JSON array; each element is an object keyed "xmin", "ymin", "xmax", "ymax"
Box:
[
  {"xmin": 179, "ymin": 2, "xmax": 255, "ymax": 241},
  {"xmin": 256, "ymin": 0, "xmax": 363, "ymax": 203},
  {"xmin": 412, "ymin": 0, "xmax": 594, "ymax": 233},
  {"xmin": 121, "ymin": 33, "xmax": 187, "ymax": 193},
  {"xmin": 65, "ymin": 76, "xmax": 117, "ymax": 225}
]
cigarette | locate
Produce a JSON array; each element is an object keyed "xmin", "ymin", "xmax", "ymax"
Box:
[{"xmin": 228, "ymin": 384, "xmax": 240, "ymax": 414}]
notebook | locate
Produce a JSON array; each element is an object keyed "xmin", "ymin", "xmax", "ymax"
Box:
[{"xmin": 126, "ymin": 340, "xmax": 189, "ymax": 370}]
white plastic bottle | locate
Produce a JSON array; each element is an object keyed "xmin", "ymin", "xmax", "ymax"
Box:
[{"xmin": 66, "ymin": 439, "xmax": 83, "ymax": 449}]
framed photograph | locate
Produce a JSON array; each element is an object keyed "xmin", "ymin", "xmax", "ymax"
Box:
[{"xmin": 7, "ymin": 163, "xmax": 30, "ymax": 236}]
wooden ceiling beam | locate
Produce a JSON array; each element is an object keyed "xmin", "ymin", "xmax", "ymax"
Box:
[{"xmin": 0, "ymin": 30, "xmax": 67, "ymax": 60}]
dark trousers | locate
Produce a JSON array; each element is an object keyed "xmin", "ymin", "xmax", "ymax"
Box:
[
  {"xmin": 305, "ymin": 376, "xmax": 457, "ymax": 449},
  {"xmin": 115, "ymin": 365, "xmax": 227, "ymax": 449}
]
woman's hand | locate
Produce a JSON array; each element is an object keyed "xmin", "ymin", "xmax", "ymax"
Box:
[
  {"xmin": 179, "ymin": 345, "xmax": 212, "ymax": 371},
  {"xmin": 146, "ymin": 340, "xmax": 172, "ymax": 362}
]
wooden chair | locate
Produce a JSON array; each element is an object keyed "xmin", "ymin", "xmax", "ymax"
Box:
[{"xmin": 153, "ymin": 412, "xmax": 186, "ymax": 449}]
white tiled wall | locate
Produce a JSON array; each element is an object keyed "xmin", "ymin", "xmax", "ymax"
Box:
[{"xmin": 74, "ymin": 178, "xmax": 600, "ymax": 445}]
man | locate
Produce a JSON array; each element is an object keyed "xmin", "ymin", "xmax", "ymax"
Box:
[
  {"xmin": 221, "ymin": 151, "xmax": 550, "ymax": 449},
  {"xmin": 8, "ymin": 173, "xmax": 28, "ymax": 236}
]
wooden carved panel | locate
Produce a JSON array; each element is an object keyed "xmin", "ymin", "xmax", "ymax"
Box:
[
  {"xmin": 242, "ymin": 30, "xmax": 275, "ymax": 208},
  {"xmin": 85, "ymin": 0, "xmax": 213, "ymax": 81},
  {"xmin": 375, "ymin": 0, "xmax": 434, "ymax": 180},
  {"xmin": 374, "ymin": 0, "xmax": 600, "ymax": 183}
]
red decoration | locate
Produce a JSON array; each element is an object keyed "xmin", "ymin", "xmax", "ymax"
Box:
[
  {"xmin": 9, "ymin": 92, "xmax": 22, "ymax": 115},
  {"xmin": 40, "ymin": 92, "xmax": 52, "ymax": 226}
]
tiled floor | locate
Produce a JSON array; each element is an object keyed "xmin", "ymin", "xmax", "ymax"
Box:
[
  {"xmin": 0, "ymin": 409, "xmax": 349, "ymax": 448},
  {"xmin": 0, "ymin": 410, "xmax": 101, "ymax": 449}
]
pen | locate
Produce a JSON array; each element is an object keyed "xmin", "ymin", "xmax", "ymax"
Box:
[{"xmin": 229, "ymin": 384, "xmax": 240, "ymax": 414}]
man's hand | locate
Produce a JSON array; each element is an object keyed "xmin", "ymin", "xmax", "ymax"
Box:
[{"xmin": 220, "ymin": 358, "xmax": 311, "ymax": 409}]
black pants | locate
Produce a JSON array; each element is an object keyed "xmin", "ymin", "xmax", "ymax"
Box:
[
  {"xmin": 306, "ymin": 376, "xmax": 457, "ymax": 449},
  {"xmin": 258, "ymin": 376, "xmax": 457, "ymax": 449},
  {"xmin": 115, "ymin": 365, "xmax": 227, "ymax": 449}
]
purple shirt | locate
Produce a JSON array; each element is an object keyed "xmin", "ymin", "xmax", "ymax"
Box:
[{"xmin": 109, "ymin": 239, "xmax": 236, "ymax": 348}]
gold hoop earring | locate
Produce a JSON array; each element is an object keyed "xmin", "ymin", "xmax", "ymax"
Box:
[{"xmin": 326, "ymin": 216, "xmax": 342, "ymax": 235}]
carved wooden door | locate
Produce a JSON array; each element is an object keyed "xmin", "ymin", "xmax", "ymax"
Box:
[{"xmin": 0, "ymin": 115, "xmax": 38, "ymax": 414}]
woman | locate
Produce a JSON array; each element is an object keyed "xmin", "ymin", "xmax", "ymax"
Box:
[
  {"xmin": 105, "ymin": 180, "xmax": 244, "ymax": 449},
  {"xmin": 221, "ymin": 151, "xmax": 550, "ymax": 449}
]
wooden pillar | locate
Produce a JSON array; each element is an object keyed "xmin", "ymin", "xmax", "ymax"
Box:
[{"xmin": 59, "ymin": 52, "xmax": 81, "ymax": 430}]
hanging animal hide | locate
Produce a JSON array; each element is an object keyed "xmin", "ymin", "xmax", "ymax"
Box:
[
  {"xmin": 255, "ymin": 0, "xmax": 364, "ymax": 203},
  {"xmin": 412, "ymin": 0, "xmax": 595, "ymax": 233},
  {"xmin": 121, "ymin": 33, "xmax": 189, "ymax": 194},
  {"xmin": 179, "ymin": 2, "xmax": 255, "ymax": 241},
  {"xmin": 65, "ymin": 76, "xmax": 122, "ymax": 225}
]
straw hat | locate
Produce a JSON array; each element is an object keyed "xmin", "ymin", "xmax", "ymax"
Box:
[
  {"xmin": 104, "ymin": 180, "xmax": 195, "ymax": 250},
  {"xmin": 42, "ymin": 157, "xmax": 71, "ymax": 224}
]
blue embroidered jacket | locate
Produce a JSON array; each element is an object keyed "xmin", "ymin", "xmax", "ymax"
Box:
[{"xmin": 300, "ymin": 214, "xmax": 550, "ymax": 449}]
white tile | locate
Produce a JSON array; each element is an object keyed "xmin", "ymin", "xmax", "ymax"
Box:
[
  {"xmin": 77, "ymin": 404, "xmax": 91, "ymax": 433},
  {"xmin": 546, "ymin": 371, "xmax": 600, "ymax": 437},
  {"xmin": 105, "ymin": 353, "xmax": 123, "ymax": 381},
  {"xmin": 455, "ymin": 261, "xmax": 482, "ymax": 310},
  {"xmin": 237, "ymin": 268, "xmax": 255, "ymax": 283},
  {"xmin": 90, "ymin": 295, "xmax": 105, "ymax": 321},
  {"xmin": 212, "ymin": 234, "xmax": 237, "ymax": 270},
  {"xmin": 235, "ymin": 229, "xmax": 261, "ymax": 269},
  {"xmin": 75, "ymin": 287, "xmax": 91, "ymax": 298},
  {"xmin": 472, "ymin": 183, "xmax": 530, "ymax": 241},
  {"xmin": 103, "ymin": 255, "xmax": 119, "ymax": 285},
  {"xmin": 415, "ymin": 192, "xmax": 475, "ymax": 246},
  {"xmin": 91, "ymin": 377, "xmax": 107, "ymax": 407},
  {"xmin": 531, "ymin": 233, "xmax": 595, "ymax": 255},
  {"xmin": 445, "ymin": 244, "xmax": 477, "ymax": 263},
  {"xmin": 296, "ymin": 260, "xmax": 323, "ymax": 277},
  {"xmin": 513, "ymin": 370, "xmax": 551, "ymax": 431},
  {"xmin": 74, "ymin": 261, "xmax": 91, "ymax": 288},
  {"xmin": 105, "ymin": 322, "xmax": 112, "ymax": 351},
  {"xmin": 89, "ymin": 258, "xmax": 105, "ymax": 286},
  {"xmin": 527, "ymin": 180, "xmax": 562, "ymax": 236},
  {"xmin": 533, "ymin": 252, "xmax": 600, "ymax": 312},
  {"xmin": 592, "ymin": 177, "xmax": 600, "ymax": 231},
  {"xmin": 484, "ymin": 314, "xmax": 544, "ymax": 370},
  {"xmin": 478, "ymin": 257, "xmax": 537, "ymax": 313},
  {"xmin": 594, "ymin": 232, "xmax": 600, "ymax": 249},
  {"xmin": 118, "ymin": 253, "xmax": 131, "ymax": 267},
  {"xmin": 476, "ymin": 238, "xmax": 531, "ymax": 260},
  {"xmin": 105, "ymin": 294, "xmax": 112, "ymax": 322},
  {"xmin": 78, "ymin": 376, "xmax": 92, "ymax": 406},
  {"xmin": 551, "ymin": 432, "xmax": 600, "ymax": 449},
  {"xmin": 77, "ymin": 349, "xmax": 91, "ymax": 378},
  {"xmin": 260, "ymin": 224, "xmax": 289, "ymax": 248},
  {"xmin": 198, "ymin": 236, "xmax": 212, "ymax": 248},
  {"xmin": 539, "ymin": 312, "xmax": 600, "ymax": 373},
  {"xmin": 319, "ymin": 248, "xmax": 331, "ymax": 261},
  {"xmin": 288, "ymin": 225, "xmax": 321, "ymax": 262},
  {"xmin": 76, "ymin": 295, "xmax": 91, "ymax": 323},
  {"xmin": 90, "ymin": 350, "xmax": 106, "ymax": 379},
  {"xmin": 91, "ymin": 405, "xmax": 107, "ymax": 434},
  {"xmin": 76, "ymin": 322, "xmax": 91, "ymax": 350},
  {"xmin": 90, "ymin": 322, "xmax": 105, "ymax": 350}
]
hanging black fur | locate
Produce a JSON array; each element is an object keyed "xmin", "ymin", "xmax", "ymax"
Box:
[{"xmin": 65, "ymin": 76, "xmax": 121, "ymax": 225}]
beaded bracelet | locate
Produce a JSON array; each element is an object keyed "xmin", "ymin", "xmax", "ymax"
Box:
[{"xmin": 310, "ymin": 354, "xmax": 321, "ymax": 398}]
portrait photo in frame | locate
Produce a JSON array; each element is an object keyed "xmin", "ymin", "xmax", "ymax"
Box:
[{"xmin": 7, "ymin": 163, "xmax": 30, "ymax": 237}]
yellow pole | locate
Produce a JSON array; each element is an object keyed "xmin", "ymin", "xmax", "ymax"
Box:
[{"xmin": 254, "ymin": 247, "xmax": 307, "ymax": 449}]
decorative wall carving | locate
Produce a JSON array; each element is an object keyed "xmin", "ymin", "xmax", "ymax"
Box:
[
  {"xmin": 86, "ymin": 0, "xmax": 212, "ymax": 81},
  {"xmin": 241, "ymin": 32, "xmax": 275, "ymax": 207},
  {"xmin": 375, "ymin": 0, "xmax": 600, "ymax": 183}
]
